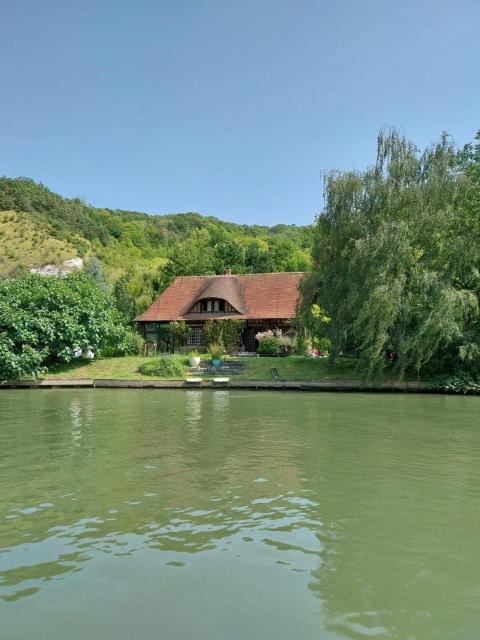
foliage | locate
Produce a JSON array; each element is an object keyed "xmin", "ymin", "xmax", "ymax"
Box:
[
  {"xmin": 255, "ymin": 328, "xmax": 282, "ymax": 340},
  {"xmin": 0, "ymin": 178, "xmax": 313, "ymax": 312},
  {"xmin": 0, "ymin": 177, "xmax": 110, "ymax": 243},
  {"xmin": 311, "ymin": 337, "xmax": 331, "ymax": 355},
  {"xmin": 257, "ymin": 337, "xmax": 282, "ymax": 355},
  {"xmin": 278, "ymin": 334, "xmax": 296, "ymax": 354},
  {"xmin": 169, "ymin": 321, "xmax": 189, "ymax": 351},
  {"xmin": 0, "ymin": 210, "xmax": 78, "ymax": 277},
  {"xmin": 84, "ymin": 256, "xmax": 109, "ymax": 292},
  {"xmin": 112, "ymin": 266, "xmax": 162, "ymax": 319},
  {"xmin": 99, "ymin": 329, "xmax": 144, "ymax": 357},
  {"xmin": 203, "ymin": 319, "xmax": 246, "ymax": 353},
  {"xmin": 300, "ymin": 128, "xmax": 480, "ymax": 380},
  {"xmin": 137, "ymin": 355, "xmax": 187, "ymax": 377},
  {"xmin": 208, "ymin": 343, "xmax": 224, "ymax": 360},
  {"xmin": 113, "ymin": 272, "xmax": 137, "ymax": 320},
  {"xmin": 255, "ymin": 329, "xmax": 283, "ymax": 355},
  {"xmin": 202, "ymin": 320, "xmax": 223, "ymax": 346},
  {"xmin": 221, "ymin": 319, "xmax": 245, "ymax": 353},
  {"xmin": 431, "ymin": 372, "xmax": 480, "ymax": 394},
  {"xmin": 0, "ymin": 272, "xmax": 127, "ymax": 380}
]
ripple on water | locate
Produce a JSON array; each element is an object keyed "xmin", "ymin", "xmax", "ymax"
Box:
[{"xmin": 1, "ymin": 390, "xmax": 480, "ymax": 640}]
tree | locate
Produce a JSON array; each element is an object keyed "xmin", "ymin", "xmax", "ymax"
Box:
[
  {"xmin": 85, "ymin": 256, "xmax": 109, "ymax": 292},
  {"xmin": 113, "ymin": 273, "xmax": 136, "ymax": 320},
  {"xmin": 0, "ymin": 176, "xmax": 314, "ymax": 306},
  {"xmin": 0, "ymin": 273, "xmax": 127, "ymax": 380},
  {"xmin": 457, "ymin": 130, "xmax": 480, "ymax": 239},
  {"xmin": 213, "ymin": 237, "xmax": 245, "ymax": 273},
  {"xmin": 245, "ymin": 241, "xmax": 275, "ymax": 273},
  {"xmin": 300, "ymin": 128, "xmax": 480, "ymax": 379}
]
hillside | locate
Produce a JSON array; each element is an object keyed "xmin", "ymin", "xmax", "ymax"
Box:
[
  {"xmin": 0, "ymin": 177, "xmax": 313, "ymax": 315},
  {"xmin": 0, "ymin": 210, "xmax": 81, "ymax": 276}
]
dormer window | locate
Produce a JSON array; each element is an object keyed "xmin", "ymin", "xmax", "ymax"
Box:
[{"xmin": 190, "ymin": 298, "xmax": 238, "ymax": 314}]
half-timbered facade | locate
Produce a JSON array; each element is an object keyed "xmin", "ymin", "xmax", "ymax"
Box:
[{"xmin": 135, "ymin": 271, "xmax": 305, "ymax": 352}]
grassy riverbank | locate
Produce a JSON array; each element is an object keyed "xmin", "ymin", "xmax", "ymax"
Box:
[{"xmin": 46, "ymin": 356, "xmax": 368, "ymax": 382}]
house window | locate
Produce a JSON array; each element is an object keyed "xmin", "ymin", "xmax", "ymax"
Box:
[
  {"xmin": 187, "ymin": 327, "xmax": 203, "ymax": 345},
  {"xmin": 191, "ymin": 299, "xmax": 238, "ymax": 314}
]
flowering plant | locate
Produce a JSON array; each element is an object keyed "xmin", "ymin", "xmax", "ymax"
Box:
[
  {"xmin": 255, "ymin": 328, "xmax": 283, "ymax": 341},
  {"xmin": 255, "ymin": 328, "xmax": 283, "ymax": 355}
]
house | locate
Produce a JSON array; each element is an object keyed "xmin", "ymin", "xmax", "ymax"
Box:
[{"xmin": 135, "ymin": 271, "xmax": 306, "ymax": 352}]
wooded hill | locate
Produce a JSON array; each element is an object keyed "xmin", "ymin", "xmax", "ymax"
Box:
[{"xmin": 0, "ymin": 177, "xmax": 313, "ymax": 315}]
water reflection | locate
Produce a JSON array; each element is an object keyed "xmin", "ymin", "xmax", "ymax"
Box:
[
  {"xmin": 212, "ymin": 390, "xmax": 230, "ymax": 415},
  {"xmin": 185, "ymin": 390, "xmax": 203, "ymax": 428},
  {"xmin": 1, "ymin": 390, "xmax": 480, "ymax": 639},
  {"xmin": 69, "ymin": 399, "xmax": 82, "ymax": 442}
]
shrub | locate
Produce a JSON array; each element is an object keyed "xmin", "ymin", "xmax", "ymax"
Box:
[
  {"xmin": 208, "ymin": 343, "xmax": 224, "ymax": 360},
  {"xmin": 138, "ymin": 355, "xmax": 187, "ymax": 378},
  {"xmin": 203, "ymin": 319, "xmax": 246, "ymax": 353},
  {"xmin": 219, "ymin": 319, "xmax": 245, "ymax": 353},
  {"xmin": 257, "ymin": 337, "xmax": 282, "ymax": 355},
  {"xmin": 0, "ymin": 272, "xmax": 127, "ymax": 380},
  {"xmin": 169, "ymin": 321, "xmax": 189, "ymax": 350},
  {"xmin": 278, "ymin": 335, "xmax": 295, "ymax": 354},
  {"xmin": 431, "ymin": 372, "xmax": 480, "ymax": 394},
  {"xmin": 256, "ymin": 328, "xmax": 282, "ymax": 355},
  {"xmin": 99, "ymin": 330, "xmax": 144, "ymax": 357}
]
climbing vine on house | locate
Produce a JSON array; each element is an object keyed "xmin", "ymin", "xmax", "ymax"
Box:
[{"xmin": 203, "ymin": 319, "xmax": 246, "ymax": 353}]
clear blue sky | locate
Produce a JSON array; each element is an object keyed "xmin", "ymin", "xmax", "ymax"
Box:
[{"xmin": 1, "ymin": 0, "xmax": 478, "ymax": 226}]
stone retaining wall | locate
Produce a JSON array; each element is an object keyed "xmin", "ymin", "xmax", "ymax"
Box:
[{"xmin": 0, "ymin": 378, "xmax": 435, "ymax": 392}]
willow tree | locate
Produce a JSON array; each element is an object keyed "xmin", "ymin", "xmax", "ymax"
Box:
[{"xmin": 300, "ymin": 128, "xmax": 480, "ymax": 379}]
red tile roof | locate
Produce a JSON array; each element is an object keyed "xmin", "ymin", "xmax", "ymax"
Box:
[{"xmin": 135, "ymin": 272, "xmax": 306, "ymax": 322}]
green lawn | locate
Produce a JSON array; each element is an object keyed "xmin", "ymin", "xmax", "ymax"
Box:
[
  {"xmin": 230, "ymin": 356, "xmax": 358, "ymax": 381},
  {"xmin": 46, "ymin": 357, "xmax": 156, "ymax": 380},
  {"xmin": 46, "ymin": 355, "xmax": 367, "ymax": 382}
]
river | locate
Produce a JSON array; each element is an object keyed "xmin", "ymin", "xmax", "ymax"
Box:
[{"xmin": 1, "ymin": 389, "xmax": 479, "ymax": 639}]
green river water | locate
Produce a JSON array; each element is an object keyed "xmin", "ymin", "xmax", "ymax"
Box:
[{"xmin": 0, "ymin": 389, "xmax": 479, "ymax": 639}]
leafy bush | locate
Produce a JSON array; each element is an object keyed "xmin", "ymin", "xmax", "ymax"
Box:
[
  {"xmin": 169, "ymin": 321, "xmax": 189, "ymax": 350},
  {"xmin": 258, "ymin": 337, "xmax": 282, "ymax": 355},
  {"xmin": 256, "ymin": 328, "xmax": 283, "ymax": 355},
  {"xmin": 278, "ymin": 335, "xmax": 295, "ymax": 354},
  {"xmin": 0, "ymin": 272, "xmax": 128, "ymax": 380},
  {"xmin": 208, "ymin": 343, "xmax": 224, "ymax": 360},
  {"xmin": 431, "ymin": 372, "xmax": 480, "ymax": 394},
  {"xmin": 138, "ymin": 355, "xmax": 187, "ymax": 377},
  {"xmin": 99, "ymin": 330, "xmax": 144, "ymax": 357},
  {"xmin": 202, "ymin": 319, "xmax": 245, "ymax": 353}
]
